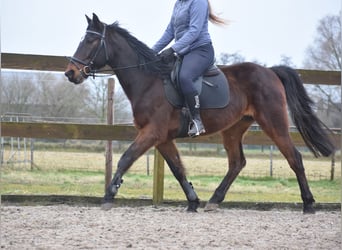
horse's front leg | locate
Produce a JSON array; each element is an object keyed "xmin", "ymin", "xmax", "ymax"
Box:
[
  {"xmin": 157, "ymin": 140, "xmax": 200, "ymax": 212},
  {"xmin": 102, "ymin": 131, "xmax": 156, "ymax": 210}
]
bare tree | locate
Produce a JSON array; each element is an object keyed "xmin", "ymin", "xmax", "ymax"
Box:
[
  {"xmin": 303, "ymin": 13, "xmax": 341, "ymax": 70},
  {"xmin": 1, "ymin": 71, "xmax": 39, "ymax": 114},
  {"xmin": 84, "ymin": 77, "xmax": 132, "ymax": 124},
  {"xmin": 217, "ymin": 52, "xmax": 245, "ymax": 65},
  {"xmin": 37, "ymin": 73, "xmax": 90, "ymax": 119},
  {"xmin": 85, "ymin": 78, "xmax": 108, "ymax": 122},
  {"xmin": 302, "ymin": 13, "xmax": 341, "ymax": 127},
  {"xmin": 1, "ymin": 71, "xmax": 90, "ymax": 120},
  {"xmin": 279, "ymin": 55, "xmax": 296, "ymax": 68}
]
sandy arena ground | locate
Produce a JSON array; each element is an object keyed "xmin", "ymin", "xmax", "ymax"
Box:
[{"xmin": 1, "ymin": 205, "xmax": 341, "ymax": 249}]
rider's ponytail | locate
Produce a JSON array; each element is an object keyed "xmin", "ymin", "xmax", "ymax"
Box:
[{"xmin": 208, "ymin": 0, "xmax": 227, "ymax": 25}]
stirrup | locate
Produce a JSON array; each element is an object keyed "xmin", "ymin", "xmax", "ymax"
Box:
[{"xmin": 188, "ymin": 119, "xmax": 206, "ymax": 137}]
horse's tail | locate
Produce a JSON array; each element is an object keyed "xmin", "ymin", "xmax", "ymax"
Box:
[{"xmin": 270, "ymin": 65, "xmax": 335, "ymax": 157}]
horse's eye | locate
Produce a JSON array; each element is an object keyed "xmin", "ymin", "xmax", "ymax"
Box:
[{"xmin": 84, "ymin": 35, "xmax": 96, "ymax": 44}]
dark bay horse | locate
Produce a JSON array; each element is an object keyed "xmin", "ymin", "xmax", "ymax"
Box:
[{"xmin": 65, "ymin": 14, "xmax": 335, "ymax": 213}]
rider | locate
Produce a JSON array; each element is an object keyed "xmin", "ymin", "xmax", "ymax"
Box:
[{"xmin": 153, "ymin": 0, "xmax": 225, "ymax": 137}]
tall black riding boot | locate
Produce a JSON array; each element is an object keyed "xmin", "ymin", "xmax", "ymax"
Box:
[{"xmin": 184, "ymin": 93, "xmax": 206, "ymax": 137}]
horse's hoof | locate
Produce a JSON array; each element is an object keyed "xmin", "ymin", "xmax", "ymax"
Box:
[
  {"xmin": 303, "ymin": 206, "xmax": 315, "ymax": 214},
  {"xmin": 204, "ymin": 202, "xmax": 219, "ymax": 212},
  {"xmin": 186, "ymin": 207, "xmax": 198, "ymax": 213},
  {"xmin": 187, "ymin": 199, "xmax": 200, "ymax": 212},
  {"xmin": 101, "ymin": 202, "xmax": 114, "ymax": 211}
]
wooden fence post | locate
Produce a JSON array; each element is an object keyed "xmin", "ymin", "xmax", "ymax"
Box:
[
  {"xmin": 105, "ymin": 78, "xmax": 115, "ymax": 191},
  {"xmin": 153, "ymin": 148, "xmax": 164, "ymax": 205},
  {"xmin": 330, "ymin": 152, "xmax": 335, "ymax": 181}
]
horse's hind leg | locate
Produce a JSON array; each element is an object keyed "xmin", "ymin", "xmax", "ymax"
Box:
[
  {"xmin": 264, "ymin": 133, "xmax": 315, "ymax": 213},
  {"xmin": 205, "ymin": 116, "xmax": 254, "ymax": 211},
  {"xmin": 157, "ymin": 140, "xmax": 200, "ymax": 212},
  {"xmin": 255, "ymin": 114, "xmax": 315, "ymax": 213}
]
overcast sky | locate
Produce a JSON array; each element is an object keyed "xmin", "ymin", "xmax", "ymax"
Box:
[{"xmin": 1, "ymin": 0, "xmax": 340, "ymax": 67}]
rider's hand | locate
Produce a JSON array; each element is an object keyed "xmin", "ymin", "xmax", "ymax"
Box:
[{"xmin": 159, "ymin": 47, "xmax": 175, "ymax": 63}]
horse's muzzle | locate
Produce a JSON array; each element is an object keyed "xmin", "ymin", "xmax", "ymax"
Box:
[{"xmin": 64, "ymin": 68, "xmax": 84, "ymax": 84}]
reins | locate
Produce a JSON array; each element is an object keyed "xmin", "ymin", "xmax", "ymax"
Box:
[{"xmin": 91, "ymin": 59, "xmax": 162, "ymax": 76}]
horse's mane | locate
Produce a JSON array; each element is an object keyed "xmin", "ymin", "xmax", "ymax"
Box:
[{"xmin": 108, "ymin": 22, "xmax": 170, "ymax": 76}]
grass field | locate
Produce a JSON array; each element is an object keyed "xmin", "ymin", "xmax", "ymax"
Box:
[{"xmin": 1, "ymin": 148, "xmax": 340, "ymax": 203}]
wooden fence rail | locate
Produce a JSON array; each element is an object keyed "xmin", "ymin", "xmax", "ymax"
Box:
[
  {"xmin": 1, "ymin": 53, "xmax": 341, "ymax": 85},
  {"xmin": 1, "ymin": 122, "xmax": 340, "ymax": 147}
]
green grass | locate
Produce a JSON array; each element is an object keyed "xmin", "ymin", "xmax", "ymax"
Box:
[
  {"xmin": 1, "ymin": 148, "xmax": 340, "ymax": 203},
  {"xmin": 1, "ymin": 169, "xmax": 340, "ymax": 203}
]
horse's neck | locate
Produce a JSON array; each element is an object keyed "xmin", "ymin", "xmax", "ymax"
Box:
[
  {"xmin": 107, "ymin": 50, "xmax": 139, "ymax": 100},
  {"xmin": 115, "ymin": 69, "xmax": 154, "ymax": 103},
  {"xmin": 107, "ymin": 31, "xmax": 158, "ymax": 103},
  {"xmin": 114, "ymin": 71, "xmax": 136, "ymax": 99}
]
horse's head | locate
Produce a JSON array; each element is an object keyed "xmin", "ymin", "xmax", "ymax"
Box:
[{"xmin": 65, "ymin": 13, "xmax": 108, "ymax": 84}]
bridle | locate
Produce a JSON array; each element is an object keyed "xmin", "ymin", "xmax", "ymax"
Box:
[
  {"xmin": 69, "ymin": 24, "xmax": 109, "ymax": 78},
  {"xmin": 68, "ymin": 23, "xmax": 163, "ymax": 78}
]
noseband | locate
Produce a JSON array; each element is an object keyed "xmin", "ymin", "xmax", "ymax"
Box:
[{"xmin": 69, "ymin": 24, "xmax": 109, "ymax": 78}]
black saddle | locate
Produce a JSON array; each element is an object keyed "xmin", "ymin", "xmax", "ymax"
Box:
[{"xmin": 164, "ymin": 58, "xmax": 229, "ymax": 109}]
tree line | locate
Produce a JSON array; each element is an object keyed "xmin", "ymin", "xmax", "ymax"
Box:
[{"xmin": 0, "ymin": 71, "xmax": 132, "ymax": 124}]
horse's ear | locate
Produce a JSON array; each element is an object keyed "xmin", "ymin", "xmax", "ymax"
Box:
[
  {"xmin": 92, "ymin": 13, "xmax": 101, "ymax": 25},
  {"xmin": 86, "ymin": 15, "xmax": 91, "ymax": 24}
]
